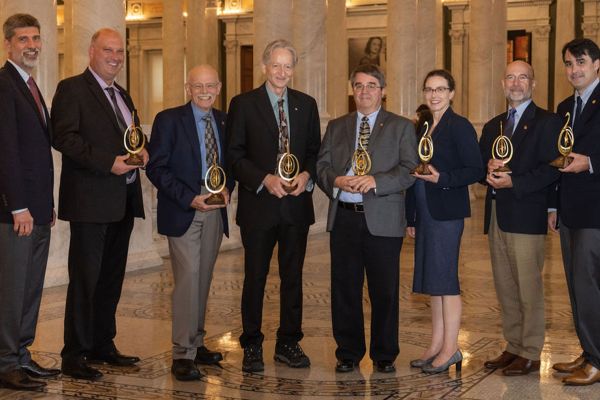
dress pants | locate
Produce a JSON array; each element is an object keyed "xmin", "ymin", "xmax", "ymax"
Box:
[
  {"xmin": 559, "ymin": 223, "xmax": 600, "ymax": 369},
  {"xmin": 61, "ymin": 187, "xmax": 135, "ymax": 362},
  {"xmin": 330, "ymin": 207, "xmax": 403, "ymax": 362},
  {"xmin": 239, "ymin": 222, "xmax": 309, "ymax": 347},
  {"xmin": 0, "ymin": 223, "xmax": 50, "ymax": 373},
  {"xmin": 488, "ymin": 202, "xmax": 545, "ymax": 360},
  {"xmin": 168, "ymin": 206, "xmax": 223, "ymax": 360}
]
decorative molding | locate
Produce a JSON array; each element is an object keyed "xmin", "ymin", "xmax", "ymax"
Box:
[
  {"xmin": 449, "ymin": 28, "xmax": 466, "ymax": 45},
  {"xmin": 533, "ymin": 25, "xmax": 551, "ymax": 39},
  {"xmin": 223, "ymin": 39, "xmax": 239, "ymax": 54}
]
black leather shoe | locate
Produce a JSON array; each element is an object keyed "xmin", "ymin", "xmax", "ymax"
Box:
[
  {"xmin": 374, "ymin": 360, "xmax": 396, "ymax": 373},
  {"xmin": 195, "ymin": 346, "xmax": 223, "ymax": 365},
  {"xmin": 171, "ymin": 359, "xmax": 201, "ymax": 381},
  {"xmin": 61, "ymin": 359, "xmax": 103, "ymax": 380},
  {"xmin": 274, "ymin": 342, "xmax": 310, "ymax": 368},
  {"xmin": 242, "ymin": 344, "xmax": 264, "ymax": 373},
  {"xmin": 88, "ymin": 349, "xmax": 140, "ymax": 366},
  {"xmin": 0, "ymin": 368, "xmax": 46, "ymax": 390},
  {"xmin": 335, "ymin": 359, "xmax": 358, "ymax": 373},
  {"xmin": 21, "ymin": 359, "xmax": 61, "ymax": 378}
]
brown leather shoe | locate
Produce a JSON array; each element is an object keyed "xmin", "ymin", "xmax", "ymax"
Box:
[
  {"xmin": 502, "ymin": 356, "xmax": 540, "ymax": 376},
  {"xmin": 0, "ymin": 368, "xmax": 46, "ymax": 390},
  {"xmin": 563, "ymin": 363, "xmax": 600, "ymax": 386},
  {"xmin": 553, "ymin": 355, "xmax": 586, "ymax": 373},
  {"xmin": 484, "ymin": 351, "xmax": 518, "ymax": 369}
]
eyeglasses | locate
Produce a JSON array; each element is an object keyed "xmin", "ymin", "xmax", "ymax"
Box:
[
  {"xmin": 188, "ymin": 82, "xmax": 220, "ymax": 91},
  {"xmin": 423, "ymin": 87, "xmax": 450, "ymax": 95},
  {"xmin": 353, "ymin": 82, "xmax": 382, "ymax": 91},
  {"xmin": 504, "ymin": 74, "xmax": 531, "ymax": 82}
]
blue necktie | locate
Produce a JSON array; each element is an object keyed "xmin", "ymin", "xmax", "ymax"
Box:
[
  {"xmin": 573, "ymin": 96, "xmax": 583, "ymax": 128},
  {"xmin": 504, "ymin": 108, "xmax": 517, "ymax": 137}
]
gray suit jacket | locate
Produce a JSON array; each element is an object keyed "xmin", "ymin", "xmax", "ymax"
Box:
[{"xmin": 316, "ymin": 109, "xmax": 418, "ymax": 237}]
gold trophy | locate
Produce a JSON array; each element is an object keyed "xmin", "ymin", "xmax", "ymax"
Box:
[
  {"xmin": 123, "ymin": 110, "xmax": 146, "ymax": 166},
  {"xmin": 351, "ymin": 137, "xmax": 372, "ymax": 176},
  {"xmin": 491, "ymin": 120, "xmax": 514, "ymax": 173},
  {"xmin": 204, "ymin": 153, "xmax": 226, "ymax": 205},
  {"xmin": 411, "ymin": 121, "xmax": 433, "ymax": 175},
  {"xmin": 277, "ymin": 138, "xmax": 300, "ymax": 193},
  {"xmin": 550, "ymin": 112, "xmax": 574, "ymax": 168}
]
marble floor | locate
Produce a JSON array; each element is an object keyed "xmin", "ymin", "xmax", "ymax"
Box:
[{"xmin": 3, "ymin": 198, "xmax": 600, "ymax": 399}]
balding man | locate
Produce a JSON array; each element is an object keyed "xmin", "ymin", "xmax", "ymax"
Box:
[
  {"xmin": 52, "ymin": 28, "xmax": 148, "ymax": 380},
  {"xmin": 146, "ymin": 65, "xmax": 232, "ymax": 381},
  {"xmin": 479, "ymin": 61, "xmax": 561, "ymax": 376}
]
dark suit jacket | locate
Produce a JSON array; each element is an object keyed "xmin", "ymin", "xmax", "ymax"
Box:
[
  {"xmin": 316, "ymin": 109, "xmax": 418, "ymax": 237},
  {"xmin": 555, "ymin": 85, "xmax": 600, "ymax": 229},
  {"xmin": 480, "ymin": 102, "xmax": 561, "ymax": 234},
  {"xmin": 51, "ymin": 68, "xmax": 144, "ymax": 223},
  {"xmin": 406, "ymin": 107, "xmax": 483, "ymax": 225},
  {"xmin": 146, "ymin": 103, "xmax": 232, "ymax": 237},
  {"xmin": 0, "ymin": 61, "xmax": 53, "ymax": 225},
  {"xmin": 226, "ymin": 84, "xmax": 321, "ymax": 229}
]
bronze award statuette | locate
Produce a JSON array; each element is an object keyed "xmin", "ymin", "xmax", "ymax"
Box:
[
  {"xmin": 204, "ymin": 155, "xmax": 227, "ymax": 205},
  {"xmin": 277, "ymin": 139, "xmax": 300, "ymax": 193},
  {"xmin": 351, "ymin": 138, "xmax": 372, "ymax": 176},
  {"xmin": 411, "ymin": 121, "xmax": 433, "ymax": 175},
  {"xmin": 550, "ymin": 112, "xmax": 574, "ymax": 168},
  {"xmin": 491, "ymin": 120, "xmax": 513, "ymax": 173},
  {"xmin": 123, "ymin": 110, "xmax": 146, "ymax": 166}
]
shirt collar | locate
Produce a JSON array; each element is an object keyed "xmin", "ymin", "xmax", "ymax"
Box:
[
  {"xmin": 266, "ymin": 84, "xmax": 288, "ymax": 107},
  {"xmin": 191, "ymin": 101, "xmax": 212, "ymax": 121},
  {"xmin": 7, "ymin": 59, "xmax": 30, "ymax": 83},
  {"xmin": 509, "ymin": 99, "xmax": 532, "ymax": 119},
  {"xmin": 576, "ymin": 77, "xmax": 600, "ymax": 106},
  {"xmin": 88, "ymin": 66, "xmax": 119, "ymax": 92},
  {"xmin": 357, "ymin": 107, "xmax": 381, "ymax": 122}
]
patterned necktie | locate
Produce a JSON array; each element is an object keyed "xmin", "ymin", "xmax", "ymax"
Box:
[
  {"xmin": 573, "ymin": 96, "xmax": 583, "ymax": 128},
  {"xmin": 203, "ymin": 114, "xmax": 218, "ymax": 166},
  {"xmin": 105, "ymin": 87, "xmax": 128, "ymax": 132},
  {"xmin": 27, "ymin": 76, "xmax": 45, "ymax": 123},
  {"xmin": 359, "ymin": 116, "xmax": 371, "ymax": 150},
  {"xmin": 278, "ymin": 98, "xmax": 289, "ymax": 154},
  {"xmin": 504, "ymin": 108, "xmax": 517, "ymax": 138}
]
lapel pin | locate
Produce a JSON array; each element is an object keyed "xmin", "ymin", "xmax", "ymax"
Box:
[
  {"xmin": 379, "ymin": 123, "xmax": 383, "ymax": 127},
  {"xmin": 294, "ymin": 107, "xmax": 298, "ymax": 111},
  {"xmin": 593, "ymin": 99, "xmax": 597, "ymax": 105},
  {"xmin": 524, "ymin": 125, "xmax": 528, "ymax": 130}
]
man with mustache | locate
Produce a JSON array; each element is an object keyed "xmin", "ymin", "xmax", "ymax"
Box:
[
  {"xmin": 479, "ymin": 60, "xmax": 561, "ymax": 376},
  {"xmin": 0, "ymin": 13, "xmax": 60, "ymax": 390},
  {"xmin": 548, "ymin": 38, "xmax": 600, "ymax": 386},
  {"xmin": 52, "ymin": 28, "xmax": 147, "ymax": 380},
  {"xmin": 146, "ymin": 65, "xmax": 232, "ymax": 381}
]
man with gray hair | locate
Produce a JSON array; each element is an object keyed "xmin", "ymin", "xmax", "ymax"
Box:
[
  {"xmin": 0, "ymin": 13, "xmax": 59, "ymax": 390},
  {"xmin": 227, "ymin": 39, "xmax": 321, "ymax": 372}
]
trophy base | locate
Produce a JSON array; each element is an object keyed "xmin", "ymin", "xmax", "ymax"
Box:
[
  {"xmin": 283, "ymin": 184, "xmax": 298, "ymax": 193},
  {"xmin": 492, "ymin": 166, "xmax": 512, "ymax": 174},
  {"xmin": 411, "ymin": 163, "xmax": 431, "ymax": 175},
  {"xmin": 550, "ymin": 155, "xmax": 573, "ymax": 168},
  {"xmin": 126, "ymin": 154, "xmax": 144, "ymax": 166},
  {"xmin": 205, "ymin": 193, "xmax": 225, "ymax": 205}
]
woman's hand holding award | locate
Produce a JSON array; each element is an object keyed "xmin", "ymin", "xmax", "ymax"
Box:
[{"xmin": 411, "ymin": 121, "xmax": 433, "ymax": 175}]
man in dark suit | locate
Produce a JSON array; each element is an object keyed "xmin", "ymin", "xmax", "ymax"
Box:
[
  {"xmin": 146, "ymin": 64, "xmax": 232, "ymax": 381},
  {"xmin": 479, "ymin": 61, "xmax": 561, "ymax": 376},
  {"xmin": 227, "ymin": 39, "xmax": 321, "ymax": 372},
  {"xmin": 548, "ymin": 38, "xmax": 600, "ymax": 386},
  {"xmin": 52, "ymin": 28, "xmax": 147, "ymax": 380},
  {"xmin": 0, "ymin": 13, "xmax": 60, "ymax": 391},
  {"xmin": 316, "ymin": 64, "xmax": 417, "ymax": 373}
]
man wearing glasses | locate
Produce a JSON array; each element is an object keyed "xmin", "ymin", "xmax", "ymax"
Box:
[
  {"xmin": 316, "ymin": 64, "xmax": 417, "ymax": 373},
  {"xmin": 479, "ymin": 60, "xmax": 561, "ymax": 376},
  {"xmin": 146, "ymin": 64, "xmax": 232, "ymax": 381}
]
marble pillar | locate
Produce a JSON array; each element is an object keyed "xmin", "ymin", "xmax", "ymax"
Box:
[
  {"xmin": 582, "ymin": 0, "xmax": 600, "ymax": 57},
  {"xmin": 531, "ymin": 25, "xmax": 551, "ymax": 109},
  {"xmin": 553, "ymin": 0, "xmax": 575, "ymax": 109},
  {"xmin": 468, "ymin": 0, "xmax": 506, "ymax": 133},
  {"xmin": 447, "ymin": 2, "xmax": 468, "ymax": 116},
  {"xmin": 162, "ymin": 0, "xmax": 185, "ymax": 109},
  {"xmin": 326, "ymin": 0, "xmax": 348, "ymax": 119},
  {"xmin": 387, "ymin": 0, "xmax": 437, "ymax": 118},
  {"xmin": 252, "ymin": 0, "xmax": 292, "ymax": 87},
  {"xmin": 187, "ymin": 0, "xmax": 220, "ymax": 70}
]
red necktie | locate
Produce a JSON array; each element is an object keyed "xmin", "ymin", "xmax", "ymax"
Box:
[{"xmin": 27, "ymin": 76, "xmax": 45, "ymax": 122}]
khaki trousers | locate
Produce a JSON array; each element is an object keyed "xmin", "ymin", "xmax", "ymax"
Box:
[{"xmin": 488, "ymin": 201, "xmax": 545, "ymax": 360}]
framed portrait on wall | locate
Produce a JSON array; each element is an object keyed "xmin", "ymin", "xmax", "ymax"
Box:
[
  {"xmin": 507, "ymin": 30, "xmax": 531, "ymax": 63},
  {"xmin": 348, "ymin": 36, "xmax": 387, "ymax": 77}
]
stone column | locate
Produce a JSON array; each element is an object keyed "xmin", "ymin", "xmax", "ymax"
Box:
[
  {"xmin": 531, "ymin": 25, "xmax": 551, "ymax": 109},
  {"xmin": 326, "ymin": 0, "xmax": 348, "ymax": 119},
  {"xmin": 447, "ymin": 2, "xmax": 468, "ymax": 115},
  {"xmin": 468, "ymin": 0, "xmax": 506, "ymax": 133},
  {"xmin": 63, "ymin": 0, "xmax": 126, "ymax": 82},
  {"xmin": 582, "ymin": 0, "xmax": 600, "ymax": 58},
  {"xmin": 162, "ymin": 0, "xmax": 185, "ymax": 109},
  {"xmin": 252, "ymin": 0, "xmax": 292, "ymax": 87},
  {"xmin": 553, "ymin": 0, "xmax": 575, "ymax": 109},
  {"xmin": 387, "ymin": 0, "xmax": 437, "ymax": 118},
  {"xmin": 187, "ymin": 0, "xmax": 220, "ymax": 70},
  {"xmin": 223, "ymin": 37, "xmax": 239, "ymax": 105}
]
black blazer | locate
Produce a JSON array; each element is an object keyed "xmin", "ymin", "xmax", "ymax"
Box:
[
  {"xmin": 479, "ymin": 102, "xmax": 561, "ymax": 234},
  {"xmin": 406, "ymin": 107, "xmax": 483, "ymax": 225},
  {"xmin": 146, "ymin": 103, "xmax": 232, "ymax": 237},
  {"xmin": 226, "ymin": 84, "xmax": 321, "ymax": 229},
  {"xmin": 555, "ymin": 83, "xmax": 600, "ymax": 229},
  {"xmin": 51, "ymin": 68, "xmax": 144, "ymax": 223},
  {"xmin": 0, "ymin": 62, "xmax": 53, "ymax": 225}
]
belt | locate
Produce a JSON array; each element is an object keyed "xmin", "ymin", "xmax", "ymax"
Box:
[{"xmin": 338, "ymin": 201, "xmax": 364, "ymax": 212}]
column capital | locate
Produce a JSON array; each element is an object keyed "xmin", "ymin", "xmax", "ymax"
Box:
[
  {"xmin": 128, "ymin": 44, "xmax": 141, "ymax": 56},
  {"xmin": 223, "ymin": 39, "xmax": 238, "ymax": 54},
  {"xmin": 449, "ymin": 28, "xmax": 466, "ymax": 44},
  {"xmin": 582, "ymin": 22, "xmax": 600, "ymax": 38},
  {"xmin": 533, "ymin": 25, "xmax": 551, "ymax": 39}
]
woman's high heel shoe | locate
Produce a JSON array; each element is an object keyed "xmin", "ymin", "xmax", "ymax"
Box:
[
  {"xmin": 421, "ymin": 350, "xmax": 463, "ymax": 373},
  {"xmin": 409, "ymin": 355, "xmax": 437, "ymax": 368}
]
